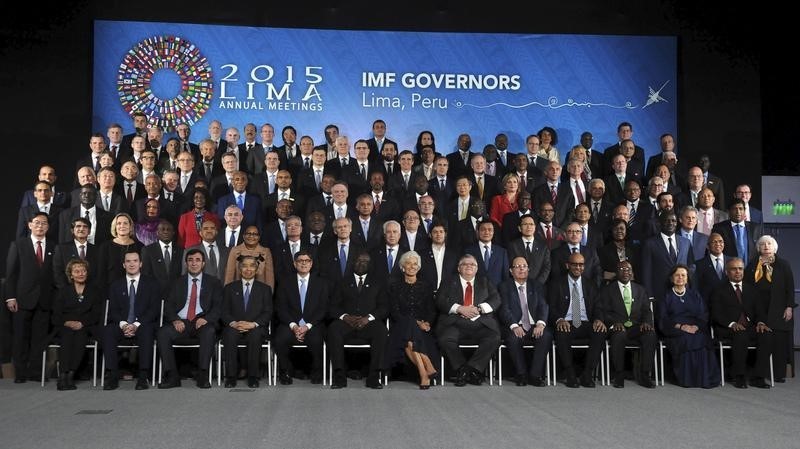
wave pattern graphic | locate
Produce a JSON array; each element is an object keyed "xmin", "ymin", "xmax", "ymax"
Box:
[{"xmin": 455, "ymin": 96, "xmax": 637, "ymax": 110}]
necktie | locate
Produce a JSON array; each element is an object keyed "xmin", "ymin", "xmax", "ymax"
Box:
[
  {"xmin": 94, "ymin": 156, "xmax": 100, "ymax": 172},
  {"xmin": 373, "ymin": 195, "xmax": 381, "ymax": 214},
  {"xmin": 668, "ymin": 236, "xmax": 677, "ymax": 263},
  {"xmin": 181, "ymin": 175, "xmax": 189, "ymax": 192},
  {"xmin": 171, "ymin": 160, "xmax": 176, "ymax": 170},
  {"xmin": 279, "ymin": 191, "xmax": 287, "ymax": 201},
  {"xmin": 425, "ymin": 218, "xmax": 432, "ymax": 234},
  {"xmin": 715, "ymin": 257, "xmax": 723, "ymax": 279},
  {"xmin": 477, "ymin": 176, "xmax": 484, "ymax": 199},
  {"xmin": 357, "ymin": 275, "xmax": 364, "ymax": 293},
  {"xmin": 483, "ymin": 244, "xmax": 491, "ymax": 269},
  {"xmin": 166, "ymin": 192, "xmax": 172, "ymax": 202},
  {"xmin": 361, "ymin": 220, "xmax": 369, "ymax": 238},
  {"xmin": 315, "ymin": 170, "xmax": 322, "ymax": 190},
  {"xmin": 622, "ymin": 284, "xmax": 632, "ymax": 327},
  {"xmin": 247, "ymin": 143, "xmax": 253, "ymax": 152},
  {"xmin": 229, "ymin": 230, "xmax": 236, "ymax": 247},
  {"xmin": 299, "ymin": 278, "xmax": 307, "ymax": 325},
  {"xmin": 619, "ymin": 176, "xmax": 625, "ymax": 189},
  {"xmin": 571, "ymin": 281, "xmax": 582, "ymax": 328},
  {"xmin": 734, "ymin": 283, "xmax": 747, "ymax": 325},
  {"xmin": 127, "ymin": 280, "xmax": 136, "ymax": 323},
  {"xmin": 545, "ymin": 225, "xmax": 552, "ymax": 244},
  {"xmin": 205, "ymin": 163, "xmax": 212, "ymax": 179},
  {"xmin": 236, "ymin": 195, "xmax": 244, "ymax": 210},
  {"xmin": 85, "ymin": 209, "xmax": 91, "ymax": 221},
  {"xmin": 207, "ymin": 244, "xmax": 218, "ymax": 276},
  {"xmin": 518, "ymin": 285, "xmax": 531, "ymax": 332},
  {"xmin": 341, "ymin": 158, "xmax": 348, "ymax": 167},
  {"xmin": 289, "ymin": 241, "xmax": 298, "ymax": 257},
  {"xmin": 387, "ymin": 247, "xmax": 394, "ymax": 272},
  {"xmin": 387, "ymin": 162, "xmax": 393, "ymax": 176},
  {"xmin": 581, "ymin": 226, "xmax": 587, "ymax": 247},
  {"xmin": 440, "ymin": 178, "xmax": 445, "ymax": 191},
  {"xmin": 462, "ymin": 151, "xmax": 469, "ymax": 165},
  {"xmin": 268, "ymin": 174, "xmax": 275, "ymax": 194},
  {"xmin": 629, "ymin": 202, "xmax": 637, "ymax": 222},
  {"xmin": 79, "ymin": 244, "xmax": 86, "ymax": 260},
  {"xmin": 339, "ymin": 244, "xmax": 347, "ymax": 275},
  {"xmin": 163, "ymin": 244, "xmax": 171, "ymax": 275},
  {"xmin": 592, "ymin": 201, "xmax": 600, "ymax": 223},
  {"xmin": 403, "ymin": 173, "xmax": 409, "ymax": 189},
  {"xmin": 575, "ymin": 180, "xmax": 584, "ymax": 203},
  {"xmin": 280, "ymin": 221, "xmax": 287, "ymax": 240},
  {"xmin": 525, "ymin": 241, "xmax": 532, "ymax": 256},
  {"xmin": 313, "ymin": 235, "xmax": 320, "ymax": 246},
  {"xmin": 337, "ymin": 206, "xmax": 344, "ymax": 219},
  {"xmin": 550, "ymin": 184, "xmax": 557, "ymax": 203},
  {"xmin": 571, "ymin": 246, "xmax": 579, "ymax": 254},
  {"xmin": 243, "ymin": 282, "xmax": 251, "ymax": 310},
  {"xmin": 304, "ymin": 157, "xmax": 310, "ymax": 169},
  {"xmin": 288, "ymin": 147, "xmax": 295, "ymax": 158},
  {"xmin": 35, "ymin": 241, "xmax": 43, "ymax": 267},
  {"xmin": 187, "ymin": 278, "xmax": 198, "ymax": 321},
  {"xmin": 360, "ymin": 163, "xmax": 366, "ymax": 180},
  {"xmin": 126, "ymin": 184, "xmax": 134, "ymax": 203},
  {"xmin": 734, "ymin": 224, "xmax": 747, "ymax": 262},
  {"xmin": 519, "ymin": 175, "xmax": 526, "ymax": 192},
  {"xmin": 460, "ymin": 200, "xmax": 468, "ymax": 220},
  {"xmin": 691, "ymin": 191, "xmax": 698, "ymax": 207},
  {"xmin": 500, "ymin": 151, "xmax": 507, "ymax": 166},
  {"xmin": 111, "ymin": 145, "xmax": 118, "ymax": 158},
  {"xmin": 464, "ymin": 281, "xmax": 473, "ymax": 307}
]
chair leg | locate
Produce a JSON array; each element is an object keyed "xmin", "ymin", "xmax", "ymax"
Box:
[
  {"xmin": 497, "ymin": 347, "xmax": 503, "ymax": 386},
  {"xmin": 440, "ymin": 356, "xmax": 445, "ymax": 386},
  {"xmin": 92, "ymin": 343, "xmax": 98, "ymax": 387},
  {"xmin": 322, "ymin": 343, "xmax": 327, "ymax": 386},
  {"xmin": 719, "ymin": 343, "xmax": 725, "ymax": 386},
  {"xmin": 151, "ymin": 343, "xmax": 157, "ymax": 386},
  {"xmin": 217, "ymin": 342, "xmax": 222, "ymax": 386},
  {"xmin": 769, "ymin": 355, "xmax": 775, "ymax": 387},
  {"xmin": 41, "ymin": 350, "xmax": 47, "ymax": 387}
]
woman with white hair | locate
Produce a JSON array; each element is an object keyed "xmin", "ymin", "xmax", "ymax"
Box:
[{"xmin": 745, "ymin": 235, "xmax": 797, "ymax": 384}]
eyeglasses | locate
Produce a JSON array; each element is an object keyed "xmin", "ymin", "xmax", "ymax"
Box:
[
  {"xmin": 459, "ymin": 263, "xmax": 478, "ymax": 267},
  {"xmin": 295, "ymin": 259, "xmax": 312, "ymax": 264},
  {"xmin": 404, "ymin": 216, "xmax": 420, "ymax": 221},
  {"xmin": 566, "ymin": 229, "xmax": 582, "ymax": 234},
  {"xmin": 511, "ymin": 265, "xmax": 529, "ymax": 269},
  {"xmin": 244, "ymin": 232, "xmax": 260, "ymax": 237}
]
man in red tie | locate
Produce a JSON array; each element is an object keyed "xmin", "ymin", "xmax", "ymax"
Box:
[
  {"xmin": 156, "ymin": 249, "xmax": 223, "ymax": 389},
  {"xmin": 436, "ymin": 254, "xmax": 501, "ymax": 386}
]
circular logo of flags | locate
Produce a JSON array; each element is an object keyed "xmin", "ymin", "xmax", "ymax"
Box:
[{"xmin": 117, "ymin": 35, "xmax": 212, "ymax": 131}]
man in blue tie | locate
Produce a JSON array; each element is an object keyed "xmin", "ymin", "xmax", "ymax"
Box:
[
  {"xmin": 712, "ymin": 199, "xmax": 761, "ymax": 265},
  {"xmin": 221, "ymin": 255, "xmax": 272, "ymax": 388},
  {"xmin": 274, "ymin": 250, "xmax": 330, "ymax": 385}
]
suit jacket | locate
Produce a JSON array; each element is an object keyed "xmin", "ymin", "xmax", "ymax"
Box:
[
  {"xmin": 387, "ymin": 170, "xmax": 424, "ymax": 200},
  {"xmin": 704, "ymin": 172, "xmax": 726, "ymax": 210},
  {"xmin": 95, "ymin": 191, "xmax": 128, "ymax": 216},
  {"xmin": 498, "ymin": 277, "xmax": 548, "ymax": 329},
  {"xmin": 20, "ymin": 188, "xmax": 69, "ymax": 209},
  {"xmin": 366, "ymin": 137, "xmax": 397, "ymax": 162},
  {"xmin": 549, "ymin": 244, "xmax": 602, "ymax": 287},
  {"xmin": 209, "ymin": 173, "xmax": 234, "ymax": 201},
  {"xmin": 245, "ymin": 143, "xmax": 269, "ymax": 175},
  {"xmin": 183, "ymin": 242, "xmax": 230, "ymax": 278},
  {"xmin": 4, "ymin": 237, "xmax": 55, "ymax": 310},
  {"xmin": 352, "ymin": 216, "xmax": 384, "ymax": 251},
  {"xmin": 16, "ymin": 204, "xmax": 61, "ymax": 241},
  {"xmin": 262, "ymin": 190, "xmax": 306, "ymax": 223},
  {"xmin": 507, "ymin": 238, "xmax": 551, "ymax": 286},
  {"xmin": 58, "ymin": 206, "xmax": 113, "ymax": 246},
  {"xmin": 323, "ymin": 157, "xmax": 357, "ymax": 182},
  {"xmin": 435, "ymin": 276, "xmax": 500, "ymax": 333},
  {"xmin": 215, "ymin": 192, "xmax": 264, "ymax": 234},
  {"xmin": 744, "ymin": 257, "xmax": 797, "ymax": 331},
  {"xmin": 113, "ymin": 181, "xmax": 147, "ymax": 207},
  {"xmin": 276, "ymin": 273, "xmax": 330, "ymax": 327},
  {"xmin": 272, "ymin": 240, "xmax": 316, "ymax": 279},
  {"xmin": 221, "ymin": 279, "xmax": 272, "ymax": 326},
  {"xmin": 296, "ymin": 166, "xmax": 326, "ymax": 198},
  {"xmin": 710, "ymin": 281, "xmax": 758, "ymax": 330},
  {"xmin": 465, "ymin": 242, "xmax": 509, "ymax": 287},
  {"xmin": 52, "ymin": 241, "xmax": 97, "ymax": 289},
  {"xmin": 317, "ymin": 241, "xmax": 365, "ymax": 283},
  {"xmin": 446, "ymin": 151, "xmax": 475, "ymax": 179},
  {"xmin": 106, "ymin": 274, "xmax": 160, "ymax": 326},
  {"xmin": 547, "ymin": 274, "xmax": 600, "ymax": 325},
  {"xmin": 639, "ymin": 233, "xmax": 692, "ymax": 301},
  {"xmin": 678, "ymin": 229, "xmax": 709, "ymax": 261},
  {"xmin": 428, "ymin": 176, "xmax": 456, "ymax": 211},
  {"xmin": 195, "ymin": 159, "xmax": 224, "ymax": 184},
  {"xmin": 711, "ymin": 220, "xmax": 761, "ymax": 262},
  {"xmin": 748, "ymin": 206, "xmax": 763, "ymax": 224},
  {"xmin": 469, "ymin": 173, "xmax": 500, "ymax": 206},
  {"xmin": 370, "ymin": 246, "xmax": 406, "ymax": 281},
  {"xmin": 419, "ymin": 246, "xmax": 460, "ymax": 292},
  {"xmin": 693, "ymin": 253, "xmax": 730, "ymax": 302},
  {"xmin": 132, "ymin": 197, "xmax": 178, "ymax": 227},
  {"xmin": 501, "ymin": 210, "xmax": 531, "ymax": 246},
  {"xmin": 141, "ymin": 241, "xmax": 184, "ymax": 298},
  {"xmin": 603, "ymin": 173, "xmax": 628, "ymax": 206},
  {"xmin": 329, "ymin": 272, "xmax": 387, "ymax": 320},
  {"xmin": 163, "ymin": 274, "xmax": 223, "ymax": 325},
  {"xmin": 596, "ymin": 280, "xmax": 652, "ymax": 327},
  {"xmin": 399, "ymin": 229, "xmax": 430, "ymax": 253}
]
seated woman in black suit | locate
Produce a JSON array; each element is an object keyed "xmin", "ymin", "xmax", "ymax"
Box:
[
  {"xmin": 598, "ymin": 218, "xmax": 640, "ymax": 285},
  {"xmin": 384, "ymin": 251, "xmax": 439, "ymax": 389},
  {"xmin": 51, "ymin": 258, "xmax": 102, "ymax": 390}
]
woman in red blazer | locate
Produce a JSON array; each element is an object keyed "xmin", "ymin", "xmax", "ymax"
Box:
[{"xmin": 177, "ymin": 187, "xmax": 220, "ymax": 248}]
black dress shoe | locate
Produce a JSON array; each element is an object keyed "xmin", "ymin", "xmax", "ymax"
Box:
[
  {"xmin": 365, "ymin": 377, "xmax": 383, "ymax": 389},
  {"xmin": 104, "ymin": 377, "xmax": 119, "ymax": 390},
  {"xmin": 638, "ymin": 377, "xmax": 655, "ymax": 389},
  {"xmin": 580, "ymin": 374, "xmax": 596, "ymax": 388},
  {"xmin": 330, "ymin": 381, "xmax": 347, "ymax": 389},
  {"xmin": 514, "ymin": 374, "xmax": 528, "ymax": 386},
  {"xmin": 196, "ymin": 378, "xmax": 211, "ymax": 389},
  {"xmin": 14, "ymin": 378, "xmax": 26, "ymax": 384},
  {"xmin": 774, "ymin": 378, "xmax": 786, "ymax": 383},
  {"xmin": 135, "ymin": 377, "xmax": 150, "ymax": 390},
  {"xmin": 613, "ymin": 377, "xmax": 624, "ymax": 388},
  {"xmin": 466, "ymin": 369, "xmax": 483, "ymax": 386},
  {"xmin": 750, "ymin": 378, "xmax": 771, "ymax": 389},
  {"xmin": 247, "ymin": 377, "xmax": 260, "ymax": 388},
  {"xmin": 278, "ymin": 372, "xmax": 293, "ymax": 385},
  {"xmin": 224, "ymin": 378, "xmax": 237, "ymax": 388},
  {"xmin": 346, "ymin": 370, "xmax": 363, "ymax": 380},
  {"xmin": 310, "ymin": 375, "xmax": 323, "ymax": 385},
  {"xmin": 564, "ymin": 376, "xmax": 580, "ymax": 388},
  {"xmin": 158, "ymin": 377, "xmax": 181, "ymax": 389},
  {"xmin": 529, "ymin": 376, "xmax": 546, "ymax": 387}
]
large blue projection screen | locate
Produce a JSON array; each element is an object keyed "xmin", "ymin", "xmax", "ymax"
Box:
[{"xmin": 93, "ymin": 20, "xmax": 676, "ymax": 160}]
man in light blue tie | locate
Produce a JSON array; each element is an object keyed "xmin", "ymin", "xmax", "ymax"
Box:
[{"xmin": 711, "ymin": 199, "xmax": 761, "ymax": 266}]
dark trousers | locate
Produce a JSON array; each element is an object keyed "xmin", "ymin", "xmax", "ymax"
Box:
[
  {"xmin": 12, "ymin": 306, "xmax": 51, "ymax": 378},
  {"xmin": 438, "ymin": 319, "xmax": 500, "ymax": 374},
  {"xmin": 772, "ymin": 329, "xmax": 792, "ymax": 380},
  {"xmin": 274, "ymin": 323, "xmax": 325, "ymax": 377},
  {"xmin": 327, "ymin": 320, "xmax": 387, "ymax": 382},
  {"xmin": 57, "ymin": 325, "xmax": 96, "ymax": 372},
  {"xmin": 222, "ymin": 326, "xmax": 266, "ymax": 379},
  {"xmin": 503, "ymin": 326, "xmax": 553, "ymax": 378},
  {"xmin": 157, "ymin": 320, "xmax": 217, "ymax": 377},
  {"xmin": 715, "ymin": 326, "xmax": 773, "ymax": 378},
  {"xmin": 609, "ymin": 326, "xmax": 657, "ymax": 375},
  {"xmin": 554, "ymin": 322, "xmax": 606, "ymax": 377},
  {"xmin": 102, "ymin": 323, "xmax": 156, "ymax": 375}
]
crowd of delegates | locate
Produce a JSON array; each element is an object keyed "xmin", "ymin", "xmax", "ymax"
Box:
[{"xmin": 4, "ymin": 116, "xmax": 796, "ymax": 392}]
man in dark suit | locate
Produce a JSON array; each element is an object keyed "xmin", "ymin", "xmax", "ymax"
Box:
[
  {"xmin": 102, "ymin": 250, "xmax": 160, "ymax": 390},
  {"xmin": 468, "ymin": 154, "xmax": 500, "ymax": 207},
  {"xmin": 420, "ymin": 222, "xmax": 459, "ymax": 293},
  {"xmin": 215, "ymin": 171, "xmax": 264, "ymax": 235},
  {"xmin": 59, "ymin": 185, "xmax": 113, "ymax": 246},
  {"xmin": 17, "ymin": 180, "xmax": 62, "ymax": 242},
  {"xmin": 501, "ymin": 191, "xmax": 533, "ymax": 245},
  {"xmin": 141, "ymin": 220, "xmax": 183, "ymax": 299},
  {"xmin": 549, "ymin": 222, "xmax": 601, "ymax": 287},
  {"xmin": 119, "ymin": 111, "xmax": 147, "ymax": 156},
  {"xmin": 317, "ymin": 217, "xmax": 363, "ymax": 283},
  {"xmin": 328, "ymin": 252, "xmax": 388, "ymax": 389},
  {"xmin": 596, "ymin": 260, "xmax": 657, "ymax": 388},
  {"xmin": 445, "ymin": 133, "xmax": 475, "ymax": 179},
  {"xmin": 246, "ymin": 123, "xmax": 275, "ymax": 175},
  {"xmin": 275, "ymin": 125, "xmax": 300, "ymax": 171},
  {"xmin": 274, "ymin": 250, "xmax": 330, "ymax": 384},
  {"xmin": 370, "ymin": 220, "xmax": 405, "ymax": 282},
  {"xmin": 639, "ymin": 210, "xmax": 692, "ymax": 303},
  {"xmin": 156, "ymin": 249, "xmax": 222, "ymax": 389},
  {"xmin": 4, "ymin": 212, "xmax": 55, "ymax": 382},
  {"xmin": 507, "ymin": 214, "xmax": 551, "ymax": 285},
  {"xmin": 455, "ymin": 198, "xmax": 490, "ymax": 250},
  {"xmin": 547, "ymin": 252, "xmax": 607, "ymax": 387},
  {"xmin": 272, "ymin": 215, "xmax": 315, "ymax": 279},
  {"xmin": 492, "ymin": 133, "xmax": 516, "ymax": 177},
  {"xmin": 184, "ymin": 220, "xmax": 229, "ymax": 279},
  {"xmin": 351, "ymin": 194, "xmax": 383, "ymax": 251},
  {"xmin": 52, "ymin": 217, "xmax": 97, "ymax": 289},
  {"xmin": 19, "ymin": 165, "xmax": 69, "ymax": 209},
  {"xmin": 602, "ymin": 122, "xmax": 646, "ymax": 175},
  {"xmin": 587, "ymin": 179, "xmax": 615, "ymax": 235},
  {"xmin": 221, "ymin": 254, "xmax": 273, "ymax": 388},
  {"xmin": 365, "ymin": 119, "xmax": 397, "ymax": 163},
  {"xmin": 711, "ymin": 199, "xmax": 761, "ymax": 264},
  {"xmin": 693, "ymin": 232, "xmax": 731, "ymax": 303},
  {"xmin": 710, "ymin": 258, "xmax": 773, "ymax": 389},
  {"xmin": 464, "ymin": 221, "xmax": 509, "ymax": 288},
  {"xmin": 734, "ymin": 184, "xmax": 762, "ymax": 223},
  {"xmin": 498, "ymin": 256, "xmax": 553, "ymax": 386},
  {"xmin": 429, "ymin": 156, "xmax": 455, "ymax": 212},
  {"xmin": 436, "ymin": 254, "xmax": 501, "ymax": 386},
  {"xmin": 677, "ymin": 205, "xmax": 709, "ymax": 261}
]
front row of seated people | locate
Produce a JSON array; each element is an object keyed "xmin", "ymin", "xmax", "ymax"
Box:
[{"xmin": 7, "ymin": 208, "xmax": 792, "ymax": 390}]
